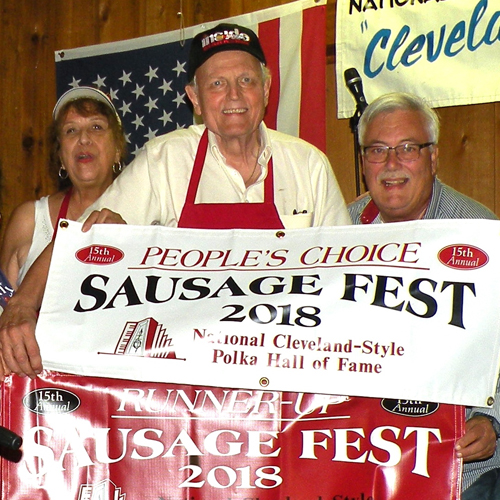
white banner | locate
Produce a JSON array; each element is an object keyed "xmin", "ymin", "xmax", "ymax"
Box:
[
  {"xmin": 336, "ymin": 0, "xmax": 500, "ymax": 118},
  {"xmin": 37, "ymin": 219, "xmax": 500, "ymax": 407}
]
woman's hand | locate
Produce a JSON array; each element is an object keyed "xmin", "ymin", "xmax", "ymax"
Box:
[
  {"xmin": 0, "ymin": 242, "xmax": 54, "ymax": 380},
  {"xmin": 0, "ymin": 298, "xmax": 41, "ymax": 380}
]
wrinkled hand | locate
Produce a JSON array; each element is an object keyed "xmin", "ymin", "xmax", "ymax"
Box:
[
  {"xmin": 81, "ymin": 209, "xmax": 127, "ymax": 232},
  {"xmin": 0, "ymin": 298, "xmax": 41, "ymax": 380},
  {"xmin": 456, "ymin": 415, "xmax": 497, "ymax": 462}
]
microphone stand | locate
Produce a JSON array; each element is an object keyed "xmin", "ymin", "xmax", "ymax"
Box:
[{"xmin": 349, "ymin": 106, "xmax": 364, "ymax": 198}]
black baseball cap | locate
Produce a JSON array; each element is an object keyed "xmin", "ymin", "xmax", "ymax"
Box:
[{"xmin": 187, "ymin": 23, "xmax": 267, "ymax": 82}]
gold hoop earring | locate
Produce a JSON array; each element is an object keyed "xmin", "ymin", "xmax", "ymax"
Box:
[
  {"xmin": 113, "ymin": 161, "xmax": 123, "ymax": 174},
  {"xmin": 58, "ymin": 166, "xmax": 69, "ymax": 180}
]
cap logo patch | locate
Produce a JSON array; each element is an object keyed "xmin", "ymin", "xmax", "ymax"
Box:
[{"xmin": 201, "ymin": 28, "xmax": 251, "ymax": 51}]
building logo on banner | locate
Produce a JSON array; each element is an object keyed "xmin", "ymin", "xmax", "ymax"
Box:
[
  {"xmin": 78, "ymin": 479, "xmax": 126, "ymax": 500},
  {"xmin": 111, "ymin": 317, "xmax": 185, "ymax": 360}
]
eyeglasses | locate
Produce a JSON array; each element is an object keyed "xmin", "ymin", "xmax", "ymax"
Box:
[{"xmin": 363, "ymin": 142, "xmax": 434, "ymax": 163}]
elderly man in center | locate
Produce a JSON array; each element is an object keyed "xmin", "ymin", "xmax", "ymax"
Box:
[
  {"xmin": 0, "ymin": 23, "xmax": 350, "ymax": 378},
  {"xmin": 82, "ymin": 23, "xmax": 350, "ymax": 229},
  {"xmin": 348, "ymin": 91, "xmax": 500, "ymax": 499}
]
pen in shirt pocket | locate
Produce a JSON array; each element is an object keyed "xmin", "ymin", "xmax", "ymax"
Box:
[{"xmin": 293, "ymin": 209, "xmax": 308, "ymax": 215}]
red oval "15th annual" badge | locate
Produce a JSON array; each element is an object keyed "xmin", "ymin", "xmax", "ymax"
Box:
[
  {"xmin": 76, "ymin": 245, "xmax": 124, "ymax": 265},
  {"xmin": 438, "ymin": 244, "xmax": 488, "ymax": 270}
]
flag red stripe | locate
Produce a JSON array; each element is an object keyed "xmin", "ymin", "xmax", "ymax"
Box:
[
  {"xmin": 300, "ymin": 5, "xmax": 326, "ymax": 152},
  {"xmin": 259, "ymin": 19, "xmax": 280, "ymax": 131}
]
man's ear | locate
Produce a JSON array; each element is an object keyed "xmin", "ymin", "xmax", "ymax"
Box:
[
  {"xmin": 263, "ymin": 76, "xmax": 272, "ymax": 107},
  {"xmin": 430, "ymin": 145, "xmax": 439, "ymax": 175},
  {"xmin": 185, "ymin": 84, "xmax": 201, "ymax": 116},
  {"xmin": 361, "ymin": 156, "xmax": 367, "ymax": 176}
]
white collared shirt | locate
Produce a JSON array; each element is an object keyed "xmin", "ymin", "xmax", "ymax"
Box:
[{"xmin": 82, "ymin": 123, "xmax": 351, "ymax": 229}]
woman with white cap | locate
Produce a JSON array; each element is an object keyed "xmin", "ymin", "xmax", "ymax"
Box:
[{"xmin": 0, "ymin": 86, "xmax": 127, "ymax": 288}]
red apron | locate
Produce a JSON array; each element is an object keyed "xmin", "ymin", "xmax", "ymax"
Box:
[
  {"xmin": 52, "ymin": 187, "xmax": 72, "ymax": 240},
  {"xmin": 177, "ymin": 129, "xmax": 284, "ymax": 230}
]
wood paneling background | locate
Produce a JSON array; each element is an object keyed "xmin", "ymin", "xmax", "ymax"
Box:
[{"xmin": 0, "ymin": 0, "xmax": 498, "ymax": 240}]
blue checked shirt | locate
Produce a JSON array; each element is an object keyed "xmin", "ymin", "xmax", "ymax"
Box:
[{"xmin": 348, "ymin": 177, "xmax": 500, "ymax": 491}]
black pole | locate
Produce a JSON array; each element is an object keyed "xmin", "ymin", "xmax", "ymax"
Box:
[
  {"xmin": 349, "ymin": 108, "xmax": 363, "ymax": 198},
  {"xmin": 344, "ymin": 68, "xmax": 369, "ymax": 197}
]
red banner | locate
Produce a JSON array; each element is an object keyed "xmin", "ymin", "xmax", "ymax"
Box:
[{"xmin": 1, "ymin": 371, "xmax": 463, "ymax": 499}]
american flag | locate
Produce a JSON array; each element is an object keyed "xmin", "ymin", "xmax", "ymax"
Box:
[{"xmin": 55, "ymin": 0, "xmax": 327, "ymax": 162}]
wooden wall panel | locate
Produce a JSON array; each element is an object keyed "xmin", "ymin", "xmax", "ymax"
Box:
[
  {"xmin": 139, "ymin": 1, "xmax": 181, "ymax": 35},
  {"xmin": 438, "ymin": 103, "xmax": 496, "ymax": 210},
  {"xmin": 326, "ymin": 1, "xmax": 357, "ymax": 199},
  {"xmin": 0, "ymin": 1, "xmax": 53, "ymax": 221},
  {"xmin": 0, "ymin": 0, "xmax": 498, "ymax": 246}
]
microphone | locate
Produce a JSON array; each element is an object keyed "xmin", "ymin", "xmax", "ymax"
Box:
[
  {"xmin": 0, "ymin": 426, "xmax": 22, "ymax": 451},
  {"xmin": 344, "ymin": 68, "xmax": 368, "ymax": 113}
]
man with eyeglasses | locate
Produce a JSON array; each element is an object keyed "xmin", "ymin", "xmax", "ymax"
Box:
[
  {"xmin": 348, "ymin": 92, "xmax": 499, "ymax": 499},
  {"xmin": 349, "ymin": 92, "xmax": 497, "ymax": 224}
]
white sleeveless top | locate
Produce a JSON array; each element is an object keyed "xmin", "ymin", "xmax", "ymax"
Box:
[{"xmin": 17, "ymin": 196, "xmax": 53, "ymax": 285}]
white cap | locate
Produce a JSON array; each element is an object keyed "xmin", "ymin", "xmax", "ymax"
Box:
[{"xmin": 53, "ymin": 86, "xmax": 121, "ymax": 125}]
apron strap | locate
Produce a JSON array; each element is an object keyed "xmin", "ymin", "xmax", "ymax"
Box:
[
  {"xmin": 186, "ymin": 128, "xmax": 274, "ymax": 203},
  {"xmin": 52, "ymin": 187, "xmax": 72, "ymax": 241},
  {"xmin": 184, "ymin": 129, "xmax": 209, "ymax": 204}
]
